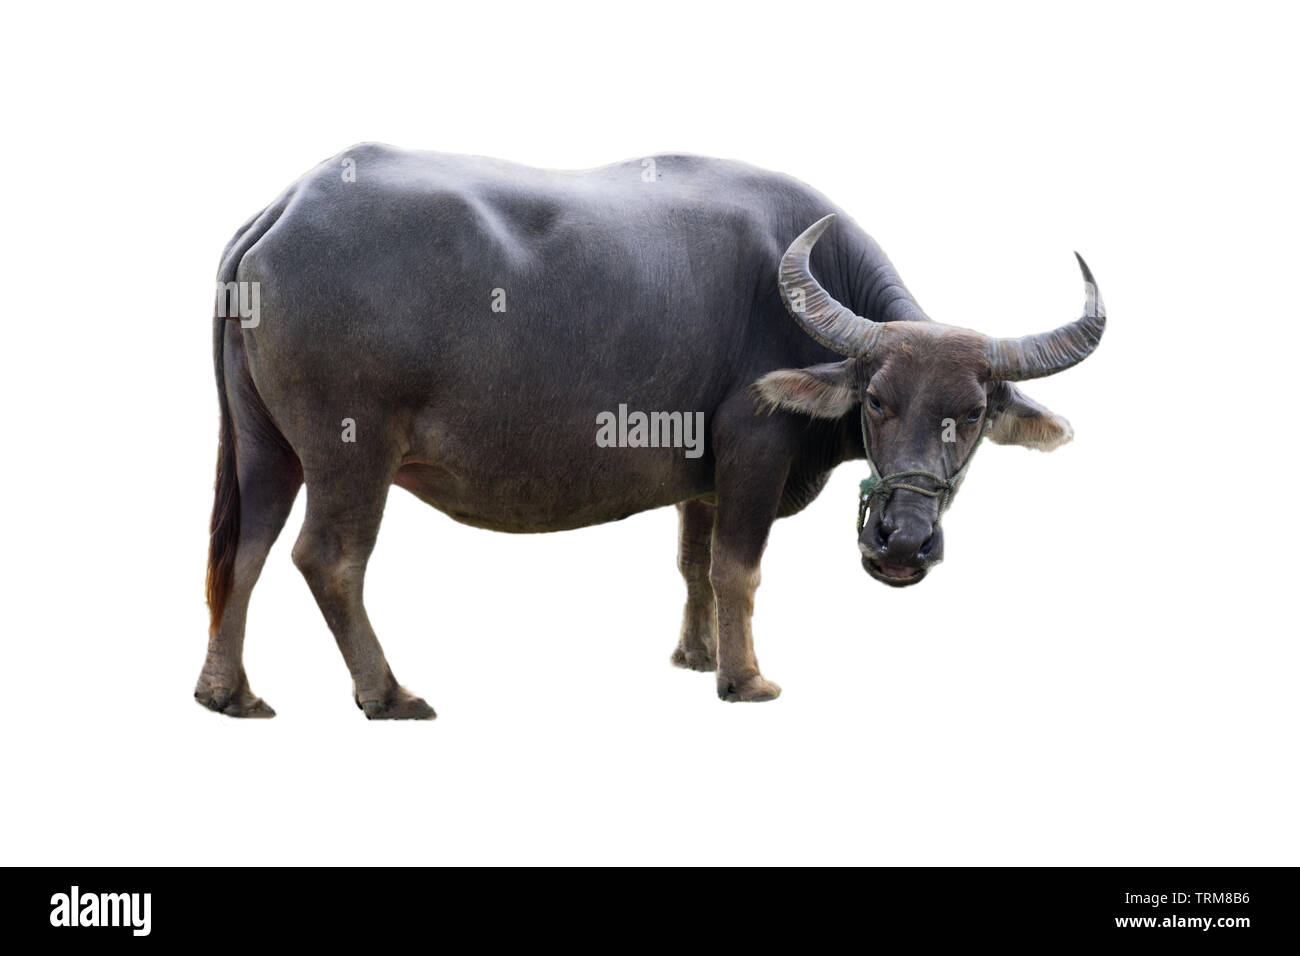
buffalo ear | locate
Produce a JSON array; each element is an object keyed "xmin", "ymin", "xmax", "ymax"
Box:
[
  {"xmin": 987, "ymin": 382, "xmax": 1074, "ymax": 451},
  {"xmin": 750, "ymin": 360, "xmax": 858, "ymax": 419}
]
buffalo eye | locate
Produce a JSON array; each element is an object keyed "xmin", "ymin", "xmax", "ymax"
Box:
[
  {"xmin": 866, "ymin": 393, "xmax": 884, "ymax": 414},
  {"xmin": 965, "ymin": 406, "xmax": 985, "ymax": 424}
]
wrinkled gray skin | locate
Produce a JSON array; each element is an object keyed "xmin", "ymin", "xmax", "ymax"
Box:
[{"xmin": 198, "ymin": 144, "xmax": 1101, "ymax": 719}]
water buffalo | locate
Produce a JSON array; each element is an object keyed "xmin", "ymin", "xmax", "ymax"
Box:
[{"xmin": 199, "ymin": 144, "xmax": 1105, "ymax": 719}]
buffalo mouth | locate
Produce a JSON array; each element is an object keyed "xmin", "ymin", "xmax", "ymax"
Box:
[{"xmin": 863, "ymin": 556, "xmax": 928, "ymax": 587}]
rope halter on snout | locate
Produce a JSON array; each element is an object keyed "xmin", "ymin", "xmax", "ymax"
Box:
[{"xmin": 855, "ymin": 416, "xmax": 990, "ymax": 535}]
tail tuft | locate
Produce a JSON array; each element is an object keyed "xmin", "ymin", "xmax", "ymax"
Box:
[{"xmin": 206, "ymin": 393, "xmax": 239, "ymax": 635}]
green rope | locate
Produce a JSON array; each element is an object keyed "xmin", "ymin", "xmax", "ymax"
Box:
[
  {"xmin": 856, "ymin": 420, "xmax": 989, "ymax": 534},
  {"xmin": 857, "ymin": 471, "xmax": 958, "ymax": 532}
]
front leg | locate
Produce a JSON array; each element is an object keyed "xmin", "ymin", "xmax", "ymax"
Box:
[
  {"xmin": 671, "ymin": 500, "xmax": 718, "ymax": 671},
  {"xmin": 708, "ymin": 404, "xmax": 790, "ymax": 702},
  {"xmin": 711, "ymin": 553, "xmax": 780, "ymax": 701}
]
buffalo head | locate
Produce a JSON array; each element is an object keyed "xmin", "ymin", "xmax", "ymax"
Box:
[{"xmin": 753, "ymin": 215, "xmax": 1105, "ymax": 587}]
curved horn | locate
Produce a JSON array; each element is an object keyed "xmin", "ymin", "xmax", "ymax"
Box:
[
  {"xmin": 778, "ymin": 214, "xmax": 883, "ymax": 358},
  {"xmin": 987, "ymin": 253, "xmax": 1107, "ymax": 381}
]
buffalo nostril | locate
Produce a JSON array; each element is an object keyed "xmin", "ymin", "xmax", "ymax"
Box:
[
  {"xmin": 918, "ymin": 535, "xmax": 935, "ymax": 561},
  {"xmin": 873, "ymin": 522, "xmax": 890, "ymax": 552}
]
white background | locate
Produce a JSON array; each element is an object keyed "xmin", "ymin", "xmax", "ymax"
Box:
[{"xmin": 2, "ymin": 1, "xmax": 1296, "ymax": 865}]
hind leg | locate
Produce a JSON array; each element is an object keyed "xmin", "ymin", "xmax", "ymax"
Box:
[
  {"xmin": 291, "ymin": 453, "xmax": 434, "ymax": 720},
  {"xmin": 195, "ymin": 436, "xmax": 301, "ymax": 718}
]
